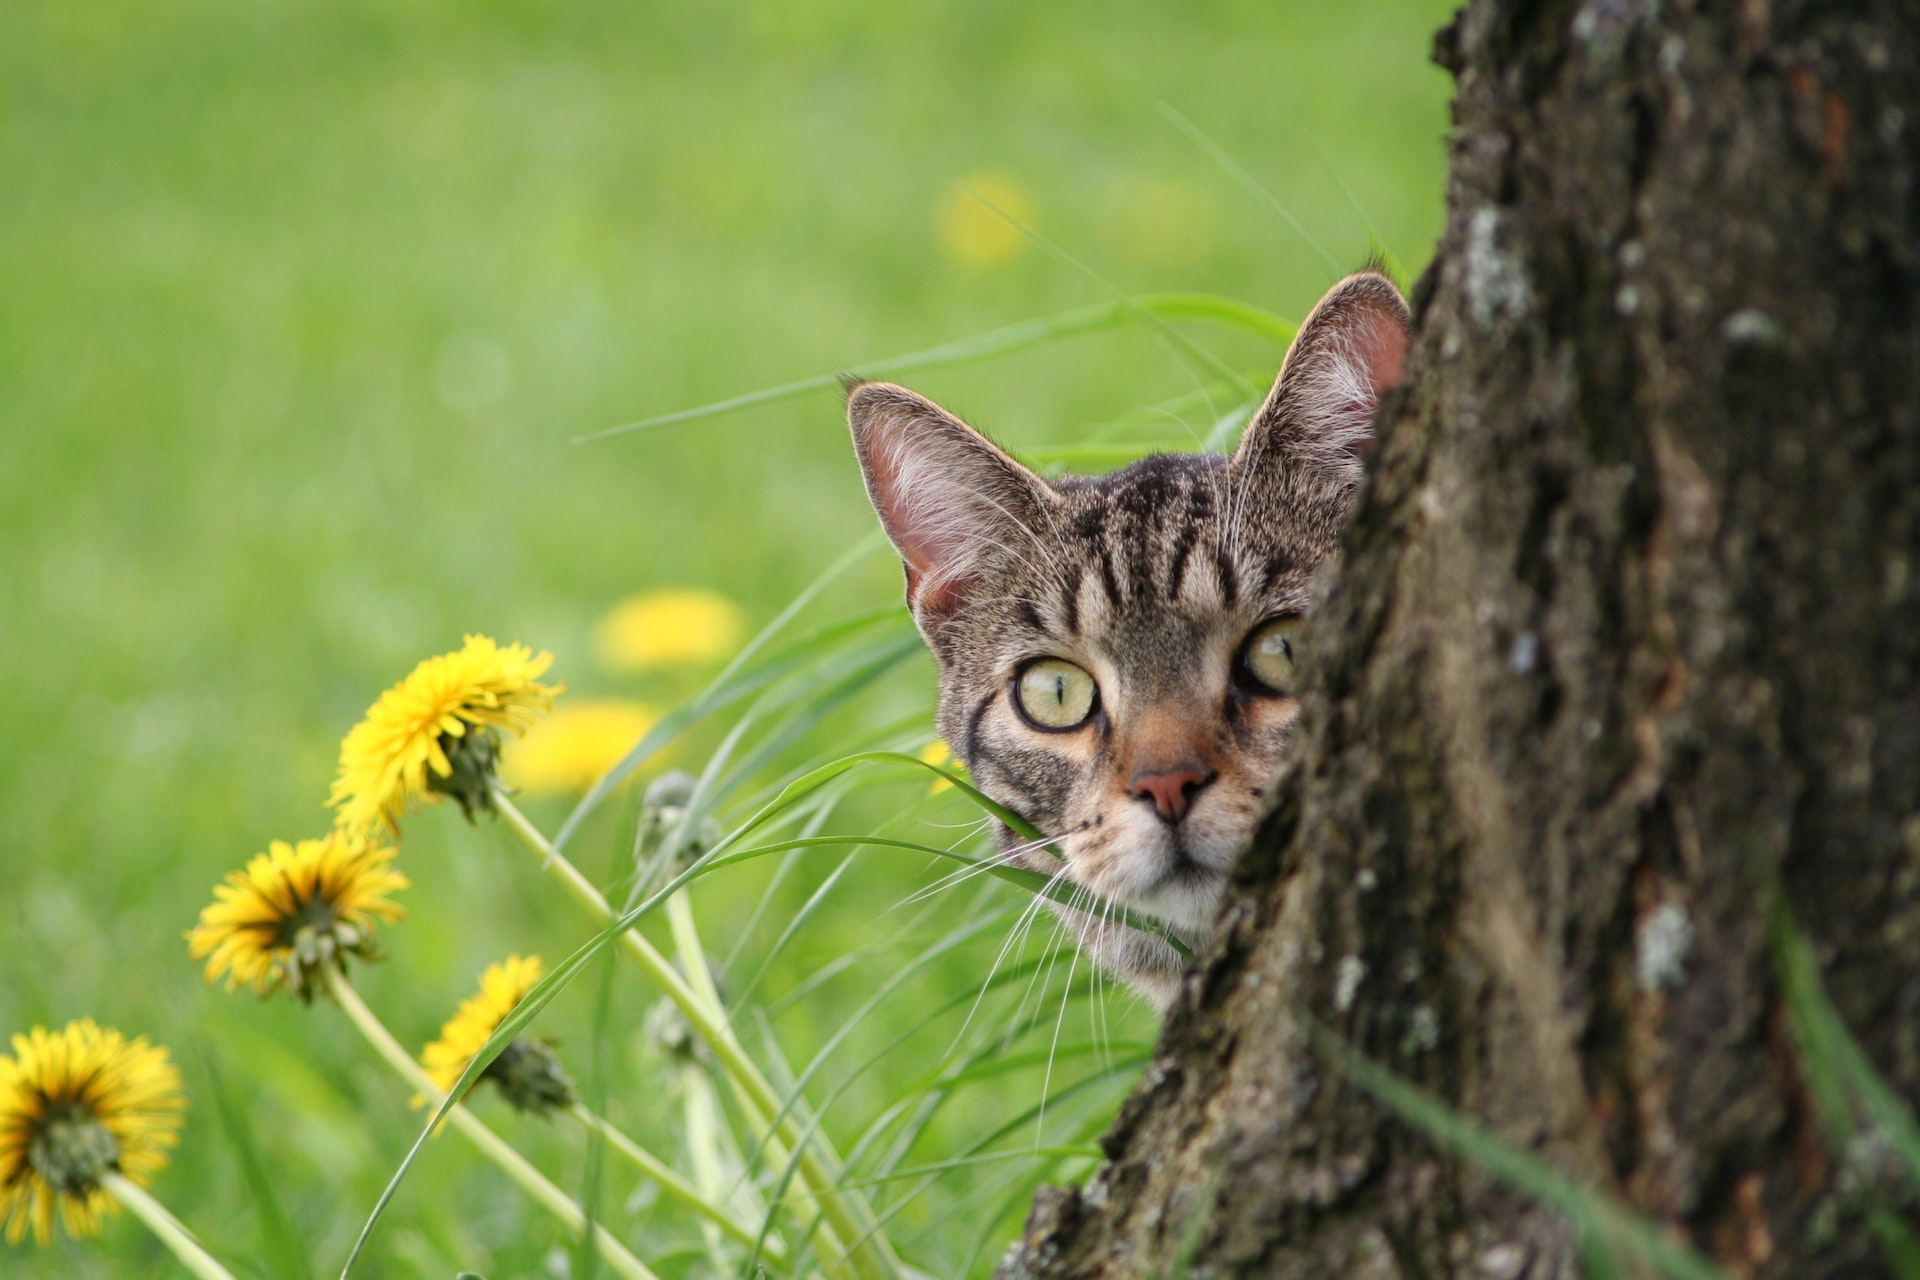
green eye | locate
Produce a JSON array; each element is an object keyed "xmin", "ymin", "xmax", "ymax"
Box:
[
  {"xmin": 1014, "ymin": 659, "xmax": 1098, "ymax": 730},
  {"xmin": 1242, "ymin": 617, "xmax": 1303, "ymax": 694}
]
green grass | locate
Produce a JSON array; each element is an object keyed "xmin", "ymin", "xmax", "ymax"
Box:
[{"xmin": 0, "ymin": 2, "xmax": 1457, "ymax": 1275}]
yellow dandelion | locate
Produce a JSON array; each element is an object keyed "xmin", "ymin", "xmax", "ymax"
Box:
[
  {"xmin": 502, "ymin": 699, "xmax": 660, "ymax": 797},
  {"xmin": 918, "ymin": 738, "xmax": 965, "ymax": 795},
  {"xmin": 186, "ymin": 832, "xmax": 408, "ymax": 1003},
  {"xmin": 934, "ymin": 170, "xmax": 1035, "ymax": 268},
  {"xmin": 0, "ymin": 1020, "xmax": 185, "ymax": 1245},
  {"xmin": 594, "ymin": 589, "xmax": 745, "ymax": 674},
  {"xmin": 330, "ymin": 634, "xmax": 563, "ymax": 836},
  {"xmin": 419, "ymin": 956, "xmax": 574, "ymax": 1114}
]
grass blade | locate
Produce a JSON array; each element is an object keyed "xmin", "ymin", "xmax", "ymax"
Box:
[
  {"xmin": 553, "ymin": 536, "xmax": 891, "ymax": 852},
  {"xmin": 193, "ymin": 1037, "xmax": 316, "ymax": 1280},
  {"xmin": 580, "ymin": 295, "xmax": 1291, "ymax": 442},
  {"xmin": 957, "ymin": 185, "xmax": 1257, "ymax": 400},
  {"xmin": 1300, "ymin": 126, "xmax": 1408, "ymax": 286},
  {"xmin": 1158, "ymin": 102, "xmax": 1342, "ymax": 277},
  {"xmin": 1312, "ymin": 1020, "xmax": 1735, "ymax": 1280}
]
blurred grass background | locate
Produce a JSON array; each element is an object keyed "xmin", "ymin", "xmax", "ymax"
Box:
[{"xmin": 0, "ymin": 1, "xmax": 1456, "ymax": 1275}]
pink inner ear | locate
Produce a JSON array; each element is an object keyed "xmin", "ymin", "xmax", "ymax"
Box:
[
  {"xmin": 1359, "ymin": 305, "xmax": 1410, "ymax": 399},
  {"xmin": 1349, "ymin": 306, "xmax": 1408, "ymax": 454},
  {"xmin": 858, "ymin": 420, "xmax": 976, "ymax": 621}
]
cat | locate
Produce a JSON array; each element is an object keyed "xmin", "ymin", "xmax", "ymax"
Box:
[{"xmin": 847, "ymin": 271, "xmax": 1410, "ymax": 1010}]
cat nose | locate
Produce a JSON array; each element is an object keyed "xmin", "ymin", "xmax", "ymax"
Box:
[{"xmin": 1128, "ymin": 764, "xmax": 1215, "ymax": 823}]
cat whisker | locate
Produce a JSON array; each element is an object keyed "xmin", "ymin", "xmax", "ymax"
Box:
[
  {"xmin": 946, "ymin": 857, "xmax": 1076, "ymax": 1055},
  {"xmin": 895, "ymin": 828, "xmax": 1063, "ymax": 908},
  {"xmin": 896, "ymin": 844, "xmax": 1033, "ymax": 909},
  {"xmin": 1215, "ymin": 452, "xmax": 1253, "ymax": 587},
  {"xmin": 952, "ymin": 471, "xmax": 1080, "ymax": 598},
  {"xmin": 1015, "ymin": 882, "xmax": 1084, "ymax": 1051},
  {"xmin": 1013, "ymin": 898, "xmax": 1075, "ymax": 1043},
  {"xmin": 1005, "ymin": 872, "xmax": 1087, "ymax": 1046},
  {"xmin": 1033, "ymin": 909, "xmax": 1086, "ymax": 1152},
  {"xmin": 1212, "ymin": 457, "xmax": 1238, "ymax": 565}
]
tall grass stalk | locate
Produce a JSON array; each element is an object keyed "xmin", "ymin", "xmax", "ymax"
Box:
[
  {"xmin": 578, "ymin": 294, "xmax": 1292, "ymax": 442},
  {"xmin": 99, "ymin": 1173, "xmax": 238, "ymax": 1280},
  {"xmin": 565, "ymin": 1103, "xmax": 780, "ymax": 1259},
  {"xmin": 489, "ymin": 790, "xmax": 897, "ymax": 1279},
  {"xmin": 191, "ymin": 1037, "xmax": 315, "ymax": 1280},
  {"xmin": 323, "ymin": 968, "xmax": 661, "ymax": 1280},
  {"xmin": 668, "ymin": 1053, "xmax": 750, "ymax": 1275}
]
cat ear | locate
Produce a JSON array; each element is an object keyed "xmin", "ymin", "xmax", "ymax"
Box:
[
  {"xmin": 1233, "ymin": 270, "xmax": 1410, "ymax": 486},
  {"xmin": 847, "ymin": 381, "xmax": 1054, "ymax": 633}
]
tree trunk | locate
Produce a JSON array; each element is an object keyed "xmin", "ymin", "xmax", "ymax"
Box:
[{"xmin": 997, "ymin": 1, "xmax": 1920, "ymax": 1276}]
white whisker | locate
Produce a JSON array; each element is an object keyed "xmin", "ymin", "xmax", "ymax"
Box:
[
  {"xmin": 947, "ymin": 857, "xmax": 1076, "ymax": 1055},
  {"xmin": 1037, "ymin": 913, "xmax": 1083, "ymax": 1151}
]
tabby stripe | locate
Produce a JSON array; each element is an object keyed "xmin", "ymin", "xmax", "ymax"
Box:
[
  {"xmin": 973, "ymin": 744, "xmax": 1048, "ymax": 813},
  {"xmin": 1257, "ymin": 554, "xmax": 1294, "ymax": 598},
  {"xmin": 1166, "ymin": 523, "xmax": 1197, "ymax": 599},
  {"xmin": 1213, "ymin": 546, "xmax": 1240, "ymax": 608},
  {"xmin": 1126, "ymin": 529, "xmax": 1159, "ymax": 603},
  {"xmin": 1096, "ymin": 547, "xmax": 1123, "ymax": 611},
  {"xmin": 962, "ymin": 689, "xmax": 996, "ymax": 765}
]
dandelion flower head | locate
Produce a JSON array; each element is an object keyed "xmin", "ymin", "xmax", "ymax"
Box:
[
  {"xmin": 419, "ymin": 955, "xmax": 574, "ymax": 1114},
  {"xmin": 934, "ymin": 170, "xmax": 1034, "ymax": 269},
  {"xmin": 0, "ymin": 1020, "xmax": 185, "ymax": 1245},
  {"xmin": 594, "ymin": 589, "xmax": 745, "ymax": 673},
  {"xmin": 917, "ymin": 738, "xmax": 964, "ymax": 795},
  {"xmin": 503, "ymin": 698, "xmax": 659, "ymax": 797},
  {"xmin": 187, "ymin": 832, "xmax": 407, "ymax": 1002},
  {"xmin": 331, "ymin": 634, "xmax": 562, "ymax": 835}
]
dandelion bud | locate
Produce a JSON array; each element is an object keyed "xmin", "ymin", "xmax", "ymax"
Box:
[
  {"xmin": 643, "ymin": 998, "xmax": 699, "ymax": 1063},
  {"xmin": 426, "ymin": 725, "xmax": 504, "ymax": 822},
  {"xmin": 635, "ymin": 770, "xmax": 723, "ymax": 881},
  {"xmin": 485, "ymin": 1039, "xmax": 577, "ymax": 1116},
  {"xmin": 643, "ymin": 770, "xmax": 699, "ymax": 813}
]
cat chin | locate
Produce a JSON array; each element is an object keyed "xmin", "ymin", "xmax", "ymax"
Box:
[
  {"xmin": 1127, "ymin": 872, "xmax": 1228, "ymax": 936},
  {"xmin": 1066, "ymin": 816, "xmax": 1244, "ymax": 936}
]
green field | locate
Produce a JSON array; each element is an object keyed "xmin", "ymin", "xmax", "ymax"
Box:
[{"xmin": 0, "ymin": 3, "xmax": 1456, "ymax": 1275}]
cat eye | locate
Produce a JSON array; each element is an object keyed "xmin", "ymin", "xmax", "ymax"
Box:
[
  {"xmin": 1240, "ymin": 617, "xmax": 1304, "ymax": 695},
  {"xmin": 1014, "ymin": 658, "xmax": 1099, "ymax": 731}
]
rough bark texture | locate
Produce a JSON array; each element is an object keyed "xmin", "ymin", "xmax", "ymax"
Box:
[{"xmin": 998, "ymin": 1, "xmax": 1920, "ymax": 1276}]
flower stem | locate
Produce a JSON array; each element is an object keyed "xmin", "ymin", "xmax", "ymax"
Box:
[
  {"xmin": 324, "ymin": 968, "xmax": 659, "ymax": 1280},
  {"xmin": 666, "ymin": 888, "xmax": 779, "ymax": 1273},
  {"xmin": 676, "ymin": 1057, "xmax": 738, "ymax": 1273},
  {"xmin": 566, "ymin": 1102, "xmax": 782, "ymax": 1260},
  {"xmin": 100, "ymin": 1172, "xmax": 238, "ymax": 1280},
  {"xmin": 491, "ymin": 792, "xmax": 896, "ymax": 1280}
]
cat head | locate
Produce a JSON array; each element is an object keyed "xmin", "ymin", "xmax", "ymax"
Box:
[{"xmin": 848, "ymin": 272, "xmax": 1409, "ymax": 936}]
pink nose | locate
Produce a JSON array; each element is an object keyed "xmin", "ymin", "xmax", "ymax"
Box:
[{"xmin": 1128, "ymin": 764, "xmax": 1215, "ymax": 823}]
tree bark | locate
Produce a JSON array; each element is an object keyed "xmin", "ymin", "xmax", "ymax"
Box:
[{"xmin": 997, "ymin": 1, "xmax": 1920, "ymax": 1277}]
